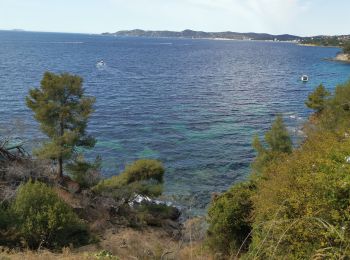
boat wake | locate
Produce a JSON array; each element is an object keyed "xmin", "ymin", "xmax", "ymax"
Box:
[{"xmin": 95, "ymin": 62, "xmax": 146, "ymax": 79}]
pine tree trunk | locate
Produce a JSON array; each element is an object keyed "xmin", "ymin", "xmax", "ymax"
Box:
[
  {"xmin": 58, "ymin": 118, "xmax": 64, "ymax": 179},
  {"xmin": 58, "ymin": 156, "xmax": 63, "ymax": 179}
]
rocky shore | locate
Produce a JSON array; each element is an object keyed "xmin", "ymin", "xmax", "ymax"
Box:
[{"xmin": 334, "ymin": 52, "xmax": 350, "ymax": 62}]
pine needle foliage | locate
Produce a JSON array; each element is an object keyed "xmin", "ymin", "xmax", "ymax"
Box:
[
  {"xmin": 305, "ymin": 84, "xmax": 331, "ymax": 113},
  {"xmin": 26, "ymin": 72, "xmax": 96, "ymax": 178}
]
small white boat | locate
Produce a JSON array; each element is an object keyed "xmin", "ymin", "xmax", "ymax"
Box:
[
  {"xmin": 96, "ymin": 60, "xmax": 106, "ymax": 67},
  {"xmin": 301, "ymin": 75, "xmax": 309, "ymax": 82}
]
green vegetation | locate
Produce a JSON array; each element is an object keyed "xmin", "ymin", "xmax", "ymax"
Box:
[
  {"xmin": 343, "ymin": 41, "xmax": 350, "ymax": 54},
  {"xmin": 0, "ymin": 72, "xmax": 179, "ymax": 257},
  {"xmin": 0, "ymin": 203, "xmax": 16, "ymax": 246},
  {"xmin": 0, "ymin": 181, "xmax": 89, "ymax": 249},
  {"xmin": 26, "ymin": 72, "xmax": 96, "ymax": 179},
  {"xmin": 207, "ymin": 80, "xmax": 350, "ymax": 258},
  {"xmin": 318, "ymin": 81, "xmax": 350, "ymax": 131},
  {"xmin": 252, "ymin": 115, "xmax": 292, "ymax": 174},
  {"xmin": 300, "ymin": 36, "xmax": 350, "ymax": 58},
  {"xmin": 66, "ymin": 155, "xmax": 102, "ymax": 188},
  {"xmin": 207, "ymin": 181, "xmax": 254, "ymax": 255},
  {"xmin": 300, "ymin": 36, "xmax": 343, "ymax": 47},
  {"xmin": 93, "ymin": 159, "xmax": 165, "ymax": 200},
  {"xmin": 262, "ymin": 115, "xmax": 292, "ymax": 154},
  {"xmin": 208, "ymin": 115, "xmax": 292, "ymax": 256},
  {"xmin": 305, "ymin": 84, "xmax": 331, "ymax": 113},
  {"xmin": 249, "ymin": 131, "xmax": 350, "ymax": 258},
  {"xmin": 12, "ymin": 181, "xmax": 89, "ymax": 249},
  {"xmin": 4, "ymin": 69, "xmax": 350, "ymax": 258}
]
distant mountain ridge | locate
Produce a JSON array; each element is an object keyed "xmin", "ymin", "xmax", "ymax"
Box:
[{"xmin": 102, "ymin": 29, "xmax": 301, "ymax": 41}]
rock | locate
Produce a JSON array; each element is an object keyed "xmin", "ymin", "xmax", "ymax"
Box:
[
  {"xmin": 167, "ymin": 206, "xmax": 181, "ymax": 221},
  {"xmin": 334, "ymin": 53, "xmax": 350, "ymax": 62}
]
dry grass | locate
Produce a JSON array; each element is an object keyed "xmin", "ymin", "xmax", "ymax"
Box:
[
  {"xmin": 83, "ymin": 221, "xmax": 214, "ymax": 259},
  {"xmin": 76, "ymin": 227, "xmax": 181, "ymax": 259},
  {"xmin": 0, "ymin": 247, "xmax": 94, "ymax": 260},
  {"xmin": 0, "ymin": 226, "xmax": 215, "ymax": 260}
]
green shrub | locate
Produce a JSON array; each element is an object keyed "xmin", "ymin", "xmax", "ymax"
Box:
[
  {"xmin": 206, "ymin": 181, "xmax": 254, "ymax": 255},
  {"xmin": 0, "ymin": 203, "xmax": 10, "ymax": 230},
  {"xmin": 12, "ymin": 181, "xmax": 89, "ymax": 249},
  {"xmin": 249, "ymin": 131, "xmax": 350, "ymax": 258},
  {"xmin": 93, "ymin": 159, "xmax": 165, "ymax": 200},
  {"xmin": 205, "ymin": 81, "xmax": 350, "ymax": 258},
  {"xmin": 122, "ymin": 159, "xmax": 164, "ymax": 183},
  {"xmin": 318, "ymin": 80, "xmax": 350, "ymax": 131},
  {"xmin": 0, "ymin": 203, "xmax": 18, "ymax": 246},
  {"xmin": 136, "ymin": 203, "xmax": 180, "ymax": 226}
]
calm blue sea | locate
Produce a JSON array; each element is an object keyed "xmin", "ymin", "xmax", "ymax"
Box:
[{"xmin": 1, "ymin": 31, "xmax": 350, "ymax": 213}]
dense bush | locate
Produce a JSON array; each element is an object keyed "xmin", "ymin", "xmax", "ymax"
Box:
[
  {"xmin": 207, "ymin": 115, "xmax": 292, "ymax": 256},
  {"xmin": 0, "ymin": 204, "xmax": 10, "ymax": 230},
  {"xmin": 315, "ymin": 80, "xmax": 350, "ymax": 131},
  {"xmin": 249, "ymin": 130, "xmax": 350, "ymax": 258},
  {"xmin": 237, "ymin": 153, "xmax": 350, "ymax": 259},
  {"xmin": 207, "ymin": 181, "xmax": 255, "ymax": 256},
  {"xmin": 0, "ymin": 203, "xmax": 18, "ymax": 246},
  {"xmin": 93, "ymin": 159, "xmax": 165, "ymax": 200},
  {"xmin": 12, "ymin": 181, "xmax": 89, "ymax": 249}
]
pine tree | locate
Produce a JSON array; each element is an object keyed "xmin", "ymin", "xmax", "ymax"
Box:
[
  {"xmin": 252, "ymin": 115, "xmax": 292, "ymax": 173},
  {"xmin": 265, "ymin": 115, "xmax": 293, "ymax": 154},
  {"xmin": 305, "ymin": 84, "xmax": 330, "ymax": 113},
  {"xmin": 26, "ymin": 72, "xmax": 96, "ymax": 179}
]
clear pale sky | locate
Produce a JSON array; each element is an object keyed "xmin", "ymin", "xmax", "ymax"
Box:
[{"xmin": 0, "ymin": 0, "xmax": 348, "ymax": 36}]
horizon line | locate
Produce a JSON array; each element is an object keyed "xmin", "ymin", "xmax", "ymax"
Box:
[{"xmin": 0, "ymin": 28, "xmax": 348, "ymax": 38}]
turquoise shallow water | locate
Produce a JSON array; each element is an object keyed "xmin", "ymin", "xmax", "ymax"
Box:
[{"xmin": 0, "ymin": 31, "xmax": 350, "ymax": 213}]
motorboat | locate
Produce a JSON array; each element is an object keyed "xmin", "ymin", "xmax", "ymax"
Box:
[
  {"xmin": 301, "ymin": 75, "xmax": 309, "ymax": 82},
  {"xmin": 96, "ymin": 60, "xmax": 106, "ymax": 67}
]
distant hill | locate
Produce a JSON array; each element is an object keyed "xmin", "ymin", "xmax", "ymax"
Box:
[{"xmin": 102, "ymin": 29, "xmax": 301, "ymax": 41}]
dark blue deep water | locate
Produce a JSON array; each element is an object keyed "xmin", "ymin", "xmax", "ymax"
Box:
[{"xmin": 1, "ymin": 31, "xmax": 350, "ymax": 213}]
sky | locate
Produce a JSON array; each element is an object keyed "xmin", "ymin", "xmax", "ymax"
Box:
[{"xmin": 0, "ymin": 0, "xmax": 349, "ymax": 36}]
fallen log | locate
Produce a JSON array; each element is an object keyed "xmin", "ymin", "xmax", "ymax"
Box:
[{"xmin": 0, "ymin": 139, "xmax": 29, "ymax": 162}]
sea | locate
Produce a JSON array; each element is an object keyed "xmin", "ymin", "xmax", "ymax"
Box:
[{"xmin": 1, "ymin": 31, "xmax": 349, "ymax": 214}]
